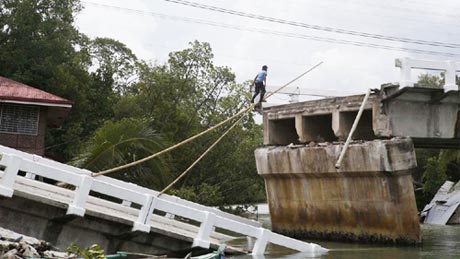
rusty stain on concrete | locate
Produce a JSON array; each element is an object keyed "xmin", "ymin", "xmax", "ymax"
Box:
[{"xmin": 256, "ymin": 138, "xmax": 421, "ymax": 244}]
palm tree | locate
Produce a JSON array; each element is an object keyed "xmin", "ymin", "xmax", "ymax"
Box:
[{"xmin": 71, "ymin": 118, "xmax": 171, "ymax": 190}]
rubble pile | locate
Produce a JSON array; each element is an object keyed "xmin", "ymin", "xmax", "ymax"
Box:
[{"xmin": 0, "ymin": 228, "xmax": 69, "ymax": 259}]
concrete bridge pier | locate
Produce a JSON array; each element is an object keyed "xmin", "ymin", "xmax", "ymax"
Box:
[
  {"xmin": 255, "ymin": 138, "xmax": 421, "ymax": 244},
  {"xmin": 257, "ymin": 75, "xmax": 459, "ymax": 244}
]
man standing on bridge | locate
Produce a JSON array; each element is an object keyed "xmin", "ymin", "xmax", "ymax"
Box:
[{"xmin": 251, "ymin": 65, "xmax": 268, "ymax": 106}]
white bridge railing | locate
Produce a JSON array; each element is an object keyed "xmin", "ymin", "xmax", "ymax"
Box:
[
  {"xmin": 395, "ymin": 57, "xmax": 460, "ymax": 92},
  {"xmin": 0, "ymin": 145, "xmax": 327, "ymax": 256}
]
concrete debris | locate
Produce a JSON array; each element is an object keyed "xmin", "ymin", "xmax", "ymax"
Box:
[
  {"xmin": 0, "ymin": 228, "xmax": 68, "ymax": 259},
  {"xmin": 421, "ymin": 181, "xmax": 460, "ymax": 225}
]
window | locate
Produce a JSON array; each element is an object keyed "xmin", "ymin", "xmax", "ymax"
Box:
[{"xmin": 0, "ymin": 104, "xmax": 39, "ymax": 135}]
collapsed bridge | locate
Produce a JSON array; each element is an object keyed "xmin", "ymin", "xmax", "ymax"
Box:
[{"xmin": 255, "ymin": 58, "xmax": 460, "ymax": 243}]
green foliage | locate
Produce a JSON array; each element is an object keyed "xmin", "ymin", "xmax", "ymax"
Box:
[
  {"xmin": 0, "ymin": 0, "xmax": 83, "ymax": 89},
  {"xmin": 422, "ymin": 157, "xmax": 447, "ymax": 196},
  {"xmin": 110, "ymin": 41, "xmax": 265, "ymax": 204},
  {"xmin": 71, "ymin": 118, "xmax": 171, "ymax": 189},
  {"xmin": 0, "ymin": 0, "xmax": 265, "ymax": 206},
  {"xmin": 417, "ymin": 72, "xmax": 460, "ymax": 89},
  {"xmin": 0, "ymin": 1, "xmax": 142, "ymax": 161},
  {"xmin": 417, "ymin": 74, "xmax": 442, "ymax": 88},
  {"xmin": 89, "ymin": 37, "xmax": 139, "ymax": 95},
  {"xmin": 414, "ymin": 149, "xmax": 460, "ymax": 210},
  {"xmin": 67, "ymin": 243, "xmax": 106, "ymax": 259},
  {"xmin": 171, "ymin": 183, "xmax": 224, "ymax": 205}
]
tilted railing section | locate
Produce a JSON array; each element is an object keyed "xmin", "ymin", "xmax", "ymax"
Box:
[{"xmin": 0, "ymin": 145, "xmax": 327, "ymax": 255}]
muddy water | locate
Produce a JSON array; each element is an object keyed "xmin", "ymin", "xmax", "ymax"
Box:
[{"xmin": 229, "ymin": 209, "xmax": 460, "ymax": 259}]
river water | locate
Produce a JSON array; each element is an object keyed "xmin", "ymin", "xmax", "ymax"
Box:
[{"xmin": 228, "ymin": 205, "xmax": 460, "ymax": 259}]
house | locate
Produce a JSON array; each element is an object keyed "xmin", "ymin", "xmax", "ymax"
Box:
[{"xmin": 0, "ymin": 76, "xmax": 73, "ymax": 156}]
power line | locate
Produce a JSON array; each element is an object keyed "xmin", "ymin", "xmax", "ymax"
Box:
[
  {"xmin": 296, "ymin": 0, "xmax": 460, "ymax": 20},
  {"xmin": 82, "ymin": 1, "xmax": 460, "ymax": 58},
  {"xmin": 398, "ymin": 0, "xmax": 460, "ymax": 12},
  {"xmin": 291, "ymin": 0, "xmax": 460, "ymax": 31},
  {"xmin": 163, "ymin": 0, "xmax": 460, "ymax": 49}
]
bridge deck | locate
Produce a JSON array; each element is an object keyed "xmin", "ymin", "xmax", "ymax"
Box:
[
  {"xmin": 0, "ymin": 145, "xmax": 328, "ymax": 256},
  {"xmin": 261, "ymin": 86, "xmax": 459, "ymax": 148},
  {"xmin": 11, "ymin": 176, "xmax": 233, "ymax": 246}
]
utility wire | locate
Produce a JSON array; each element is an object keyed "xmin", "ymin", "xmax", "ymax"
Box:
[
  {"xmin": 164, "ymin": 0, "xmax": 460, "ymax": 49},
  {"xmin": 300, "ymin": 0, "xmax": 460, "ymax": 20},
  {"xmin": 285, "ymin": 0, "xmax": 460, "ymax": 30},
  {"xmin": 82, "ymin": 2, "xmax": 460, "ymax": 58}
]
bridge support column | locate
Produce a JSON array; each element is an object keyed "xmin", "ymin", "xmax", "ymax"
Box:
[{"xmin": 255, "ymin": 137, "xmax": 421, "ymax": 244}]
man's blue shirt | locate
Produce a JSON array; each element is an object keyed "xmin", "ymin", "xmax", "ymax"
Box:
[{"xmin": 255, "ymin": 70, "xmax": 267, "ymax": 83}]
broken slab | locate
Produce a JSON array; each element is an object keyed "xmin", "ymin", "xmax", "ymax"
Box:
[
  {"xmin": 261, "ymin": 85, "xmax": 460, "ymax": 149},
  {"xmin": 255, "ymin": 137, "xmax": 421, "ymax": 244},
  {"xmin": 421, "ymin": 181, "xmax": 460, "ymax": 225}
]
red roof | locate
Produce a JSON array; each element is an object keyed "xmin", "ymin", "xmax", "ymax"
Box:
[{"xmin": 0, "ymin": 76, "xmax": 74, "ymax": 106}]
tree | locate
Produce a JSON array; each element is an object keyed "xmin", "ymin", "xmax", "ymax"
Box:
[
  {"xmin": 0, "ymin": 0, "xmax": 83, "ymax": 92},
  {"xmin": 111, "ymin": 41, "xmax": 266, "ymax": 204},
  {"xmin": 89, "ymin": 37, "xmax": 139, "ymax": 95},
  {"xmin": 417, "ymin": 74, "xmax": 442, "ymax": 88},
  {"xmin": 71, "ymin": 118, "xmax": 171, "ymax": 189},
  {"xmin": 1, "ymin": 1, "xmax": 266, "ymax": 205},
  {"xmin": 0, "ymin": 1, "xmax": 146, "ymax": 161},
  {"xmin": 422, "ymin": 157, "xmax": 447, "ymax": 197}
]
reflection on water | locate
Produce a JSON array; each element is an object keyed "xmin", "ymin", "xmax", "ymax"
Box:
[{"xmin": 229, "ymin": 211, "xmax": 460, "ymax": 259}]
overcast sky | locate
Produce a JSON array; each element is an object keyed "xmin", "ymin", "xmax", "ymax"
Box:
[{"xmin": 76, "ymin": 0, "xmax": 460, "ymax": 104}]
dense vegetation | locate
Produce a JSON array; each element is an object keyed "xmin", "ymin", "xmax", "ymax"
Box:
[
  {"xmin": 0, "ymin": 0, "xmax": 458, "ymax": 209},
  {"xmin": 0, "ymin": 0, "xmax": 265, "ymax": 207}
]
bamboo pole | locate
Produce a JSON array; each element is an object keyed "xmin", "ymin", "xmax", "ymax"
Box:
[{"xmin": 335, "ymin": 88, "xmax": 372, "ymax": 169}]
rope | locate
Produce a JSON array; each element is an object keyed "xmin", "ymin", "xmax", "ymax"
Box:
[
  {"xmin": 158, "ymin": 61, "xmax": 324, "ymax": 195},
  {"xmin": 92, "ymin": 61, "xmax": 323, "ymax": 177},
  {"xmin": 265, "ymin": 61, "xmax": 323, "ymax": 99},
  {"xmin": 158, "ymin": 113, "xmax": 247, "ymax": 196},
  {"xmin": 92, "ymin": 106, "xmax": 252, "ymax": 177}
]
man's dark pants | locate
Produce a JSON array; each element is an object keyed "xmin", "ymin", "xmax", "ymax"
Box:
[{"xmin": 251, "ymin": 81, "xmax": 266, "ymax": 103}]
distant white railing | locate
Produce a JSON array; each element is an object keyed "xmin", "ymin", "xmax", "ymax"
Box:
[
  {"xmin": 0, "ymin": 145, "xmax": 327, "ymax": 255},
  {"xmin": 395, "ymin": 57, "xmax": 460, "ymax": 91}
]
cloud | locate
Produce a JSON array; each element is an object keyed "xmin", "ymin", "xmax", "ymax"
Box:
[{"xmin": 76, "ymin": 0, "xmax": 460, "ymax": 104}]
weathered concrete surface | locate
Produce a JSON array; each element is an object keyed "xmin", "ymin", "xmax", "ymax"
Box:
[
  {"xmin": 375, "ymin": 86, "xmax": 460, "ymax": 148},
  {"xmin": 255, "ymin": 138, "xmax": 421, "ymax": 244},
  {"xmin": 0, "ymin": 176, "xmax": 234, "ymax": 255},
  {"xmin": 262, "ymin": 85, "xmax": 460, "ymax": 148},
  {"xmin": 0, "ymin": 195, "xmax": 192, "ymax": 255},
  {"xmin": 263, "ymin": 94, "xmax": 376, "ymax": 145}
]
